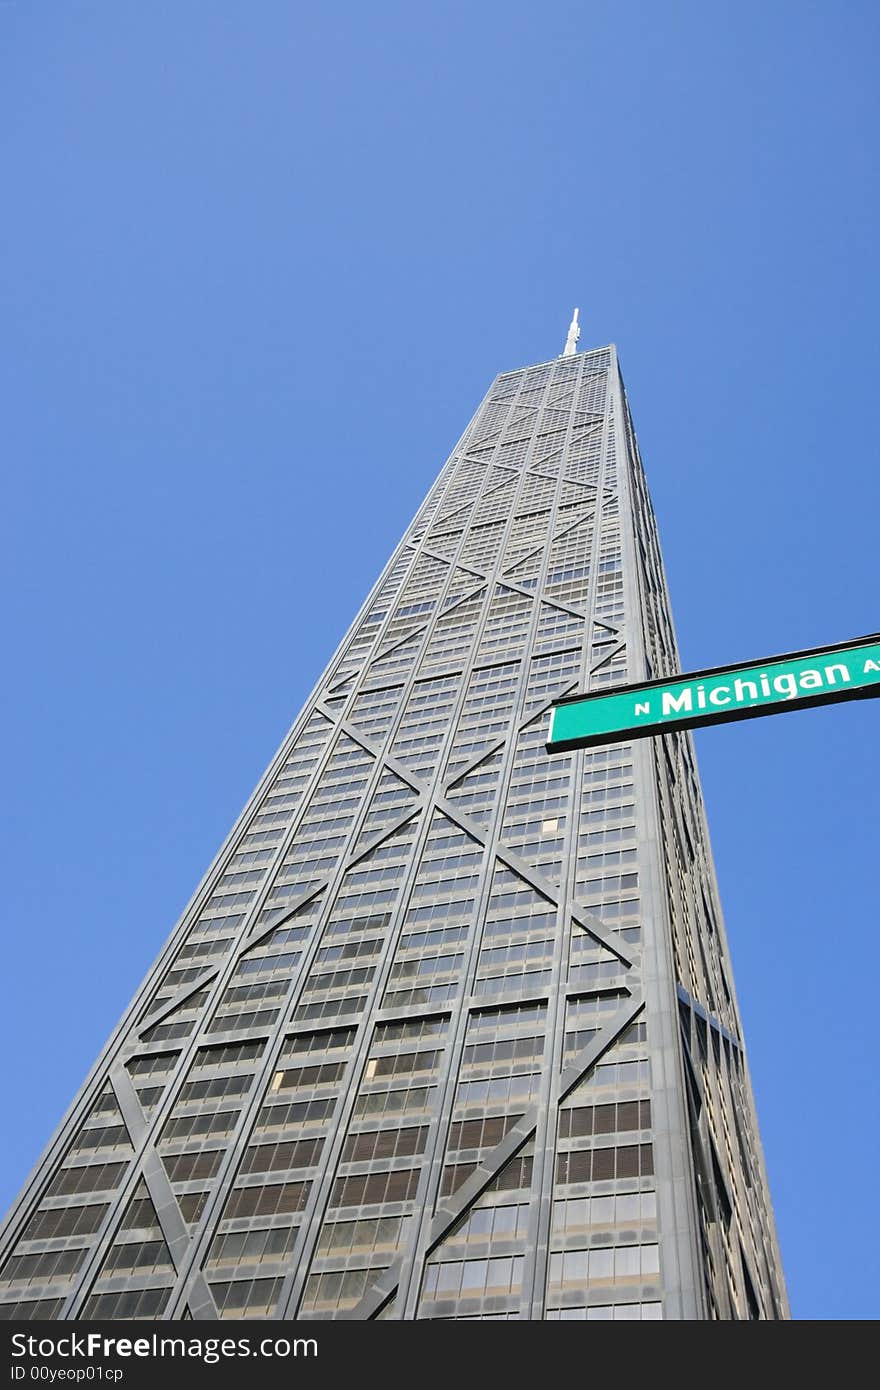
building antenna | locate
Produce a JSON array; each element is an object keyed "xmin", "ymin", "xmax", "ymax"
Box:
[{"xmin": 562, "ymin": 306, "xmax": 580, "ymax": 357}]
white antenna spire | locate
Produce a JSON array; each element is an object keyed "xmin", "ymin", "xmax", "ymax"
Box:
[{"xmin": 562, "ymin": 306, "xmax": 580, "ymax": 357}]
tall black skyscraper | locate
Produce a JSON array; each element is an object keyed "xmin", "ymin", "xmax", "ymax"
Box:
[{"xmin": 0, "ymin": 331, "xmax": 787, "ymax": 1320}]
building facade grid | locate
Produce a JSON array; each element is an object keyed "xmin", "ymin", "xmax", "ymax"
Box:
[{"xmin": 0, "ymin": 344, "xmax": 787, "ymax": 1320}]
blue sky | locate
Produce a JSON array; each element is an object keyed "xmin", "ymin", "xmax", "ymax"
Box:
[{"xmin": 1, "ymin": 2, "xmax": 877, "ymax": 1320}]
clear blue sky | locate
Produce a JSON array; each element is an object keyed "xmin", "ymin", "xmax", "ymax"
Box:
[{"xmin": 1, "ymin": 2, "xmax": 877, "ymax": 1320}]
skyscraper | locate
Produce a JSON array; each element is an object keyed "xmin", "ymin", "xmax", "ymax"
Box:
[{"xmin": 0, "ymin": 333, "xmax": 788, "ymax": 1321}]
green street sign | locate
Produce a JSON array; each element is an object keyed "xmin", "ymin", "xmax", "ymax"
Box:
[{"xmin": 547, "ymin": 633, "xmax": 880, "ymax": 752}]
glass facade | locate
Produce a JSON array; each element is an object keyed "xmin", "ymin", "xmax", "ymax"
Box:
[{"xmin": 0, "ymin": 344, "xmax": 787, "ymax": 1319}]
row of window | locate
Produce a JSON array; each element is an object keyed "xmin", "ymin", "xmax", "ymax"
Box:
[
  {"xmin": 555, "ymin": 1144, "xmax": 654, "ymax": 1186},
  {"xmin": 547, "ymin": 1242, "xmax": 660, "ymax": 1287}
]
